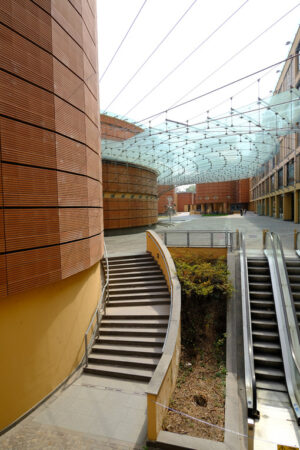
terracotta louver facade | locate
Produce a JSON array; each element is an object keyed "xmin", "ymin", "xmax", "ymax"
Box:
[{"xmin": 0, "ymin": 0, "xmax": 103, "ymax": 296}]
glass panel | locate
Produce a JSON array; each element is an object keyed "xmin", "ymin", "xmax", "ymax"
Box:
[
  {"xmin": 101, "ymin": 89, "xmax": 300, "ymax": 185},
  {"xmin": 278, "ymin": 168, "xmax": 283, "ymax": 189},
  {"xmin": 287, "ymin": 160, "xmax": 294, "ymax": 186}
]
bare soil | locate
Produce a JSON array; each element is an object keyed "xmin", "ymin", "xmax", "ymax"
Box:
[{"xmin": 163, "ymin": 303, "xmax": 226, "ymax": 442}]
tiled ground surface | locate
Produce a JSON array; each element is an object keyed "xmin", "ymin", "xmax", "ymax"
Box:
[{"xmin": 0, "ymin": 371, "xmax": 148, "ymax": 449}]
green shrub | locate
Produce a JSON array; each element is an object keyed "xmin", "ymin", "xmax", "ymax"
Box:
[{"xmin": 173, "ymin": 254, "xmax": 232, "ymax": 354}]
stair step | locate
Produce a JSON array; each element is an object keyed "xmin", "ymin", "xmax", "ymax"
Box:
[
  {"xmin": 109, "ymin": 280, "xmax": 167, "ymax": 289},
  {"xmin": 288, "ymin": 275, "xmax": 300, "ymax": 283},
  {"xmin": 109, "ymin": 275, "xmax": 164, "ymax": 283},
  {"xmin": 92, "ymin": 343, "xmax": 163, "ymax": 357},
  {"xmin": 108, "ymin": 253, "xmax": 149, "ymax": 261},
  {"xmin": 249, "ymin": 291, "xmax": 273, "ymax": 299},
  {"xmin": 253, "ymin": 330, "xmax": 279, "ymax": 341},
  {"xmin": 248, "ymin": 274, "xmax": 270, "ymax": 282},
  {"xmin": 106, "ymin": 265, "xmax": 159, "ymax": 274},
  {"xmin": 255, "ymin": 366, "xmax": 285, "ymax": 381},
  {"xmin": 290, "ymin": 284, "xmax": 300, "ymax": 292},
  {"xmin": 247, "ymin": 259, "xmax": 268, "ymax": 267},
  {"xmin": 108, "ymin": 257, "xmax": 153, "ymax": 266},
  {"xmin": 101, "ymin": 320, "xmax": 168, "ymax": 328},
  {"xmin": 97, "ymin": 336, "xmax": 164, "ymax": 346},
  {"xmin": 250, "ymin": 300, "xmax": 274, "ymax": 309},
  {"xmin": 287, "ymin": 266, "xmax": 300, "ymax": 272},
  {"xmin": 107, "ymin": 298, "xmax": 170, "ymax": 307},
  {"xmin": 99, "ymin": 328, "xmax": 166, "ymax": 337},
  {"xmin": 285, "ymin": 259, "xmax": 300, "ymax": 267},
  {"xmin": 88, "ymin": 353, "xmax": 160, "ymax": 369},
  {"xmin": 256, "ymin": 379, "xmax": 287, "ymax": 392},
  {"xmin": 109, "ymin": 270, "xmax": 163, "ymax": 278},
  {"xmin": 248, "ymin": 267, "xmax": 269, "ymax": 274},
  {"xmin": 109, "ymin": 292, "xmax": 170, "ymax": 300},
  {"xmin": 251, "ymin": 319, "xmax": 278, "ymax": 330},
  {"xmin": 254, "ymin": 354, "xmax": 283, "ymax": 367},
  {"xmin": 104, "ymin": 314, "xmax": 169, "ymax": 320},
  {"xmin": 249, "ymin": 283, "xmax": 272, "ymax": 291},
  {"xmin": 251, "ymin": 309, "xmax": 276, "ymax": 318},
  {"xmin": 253, "ymin": 341, "xmax": 281, "ymax": 353},
  {"xmin": 109, "ymin": 287, "xmax": 169, "ymax": 295},
  {"xmin": 84, "ymin": 363, "xmax": 153, "ymax": 382}
]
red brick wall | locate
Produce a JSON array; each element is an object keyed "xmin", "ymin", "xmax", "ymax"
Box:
[
  {"xmin": 195, "ymin": 179, "xmax": 250, "ymax": 205},
  {"xmin": 100, "ymin": 114, "xmax": 143, "ymax": 141},
  {"xmin": 177, "ymin": 193, "xmax": 194, "ymax": 211},
  {"xmin": 196, "ymin": 181, "xmax": 237, "ymax": 203},
  {"xmin": 237, "ymin": 178, "xmax": 250, "ymax": 203}
]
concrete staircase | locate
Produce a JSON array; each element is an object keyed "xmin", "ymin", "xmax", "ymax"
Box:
[{"xmin": 84, "ymin": 253, "xmax": 170, "ymax": 382}]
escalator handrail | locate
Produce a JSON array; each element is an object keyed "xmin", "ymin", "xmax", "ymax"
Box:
[
  {"xmin": 240, "ymin": 232, "xmax": 258, "ymax": 418},
  {"xmin": 272, "ymin": 233, "xmax": 300, "ymax": 373},
  {"xmin": 264, "ymin": 232, "xmax": 300, "ymax": 424}
]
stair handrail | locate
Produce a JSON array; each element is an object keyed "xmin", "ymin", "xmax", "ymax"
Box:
[
  {"xmin": 239, "ymin": 232, "xmax": 258, "ymax": 419},
  {"xmin": 84, "ymin": 241, "xmax": 109, "ymax": 366},
  {"xmin": 264, "ymin": 232, "xmax": 300, "ymax": 424}
]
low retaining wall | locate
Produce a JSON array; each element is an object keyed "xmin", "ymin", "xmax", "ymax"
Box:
[{"xmin": 146, "ymin": 231, "xmax": 181, "ymax": 440}]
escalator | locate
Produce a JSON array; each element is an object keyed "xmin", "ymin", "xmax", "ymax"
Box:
[
  {"xmin": 285, "ymin": 258, "xmax": 300, "ymax": 329},
  {"xmin": 248, "ymin": 258, "xmax": 286, "ymax": 393},
  {"xmin": 240, "ymin": 232, "xmax": 300, "ymax": 428}
]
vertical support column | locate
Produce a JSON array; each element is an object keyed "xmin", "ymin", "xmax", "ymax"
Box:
[
  {"xmin": 275, "ymin": 195, "xmax": 279, "ymax": 218},
  {"xmin": 269, "ymin": 198, "xmax": 272, "ymax": 217},
  {"xmin": 294, "ymin": 190, "xmax": 299, "ymax": 224},
  {"xmin": 223, "ymin": 202, "xmax": 227, "ymax": 214},
  {"xmin": 283, "ymin": 194, "xmax": 292, "ymax": 221}
]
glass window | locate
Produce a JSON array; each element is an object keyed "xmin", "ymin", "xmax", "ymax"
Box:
[
  {"xmin": 287, "ymin": 159, "xmax": 294, "ymax": 186},
  {"xmin": 278, "ymin": 168, "xmax": 283, "ymax": 189},
  {"xmin": 271, "ymin": 174, "xmax": 275, "ymax": 192}
]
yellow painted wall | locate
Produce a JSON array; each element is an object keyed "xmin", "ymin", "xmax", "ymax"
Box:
[{"xmin": 0, "ymin": 262, "xmax": 101, "ymax": 431}]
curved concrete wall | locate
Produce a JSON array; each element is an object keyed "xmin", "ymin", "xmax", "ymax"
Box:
[
  {"xmin": 0, "ymin": 0, "xmax": 103, "ymax": 296},
  {"xmin": 103, "ymin": 160, "xmax": 158, "ymax": 229}
]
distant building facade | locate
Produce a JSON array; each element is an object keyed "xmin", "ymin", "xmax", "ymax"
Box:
[{"xmin": 250, "ymin": 27, "xmax": 300, "ymax": 222}]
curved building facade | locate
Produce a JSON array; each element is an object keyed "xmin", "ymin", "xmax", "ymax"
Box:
[
  {"xmin": 103, "ymin": 160, "xmax": 158, "ymax": 229},
  {"xmin": 101, "ymin": 114, "xmax": 158, "ymax": 228},
  {"xmin": 0, "ymin": 0, "xmax": 103, "ymax": 430}
]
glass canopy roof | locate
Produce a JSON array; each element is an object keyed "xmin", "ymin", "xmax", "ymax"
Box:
[{"xmin": 101, "ymin": 89, "xmax": 300, "ymax": 185}]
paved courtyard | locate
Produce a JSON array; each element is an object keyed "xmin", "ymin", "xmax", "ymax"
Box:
[{"xmin": 105, "ymin": 211, "xmax": 300, "ymax": 257}]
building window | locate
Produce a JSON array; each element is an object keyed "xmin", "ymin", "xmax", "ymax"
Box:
[
  {"xmin": 297, "ymin": 43, "xmax": 300, "ymax": 73},
  {"xmin": 271, "ymin": 174, "xmax": 275, "ymax": 192},
  {"xmin": 278, "ymin": 168, "xmax": 283, "ymax": 189},
  {"xmin": 287, "ymin": 159, "xmax": 294, "ymax": 186}
]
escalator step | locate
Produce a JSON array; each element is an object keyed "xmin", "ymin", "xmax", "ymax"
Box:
[
  {"xmin": 255, "ymin": 366, "xmax": 285, "ymax": 381},
  {"xmin": 256, "ymin": 379, "xmax": 287, "ymax": 392}
]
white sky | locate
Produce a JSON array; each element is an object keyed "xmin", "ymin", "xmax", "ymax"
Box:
[{"xmin": 97, "ymin": 0, "xmax": 300, "ymax": 127}]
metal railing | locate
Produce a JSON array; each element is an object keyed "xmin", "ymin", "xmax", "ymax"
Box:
[
  {"xmin": 264, "ymin": 232, "xmax": 300, "ymax": 424},
  {"xmin": 159, "ymin": 230, "xmax": 235, "ymax": 251},
  {"xmin": 84, "ymin": 242, "xmax": 109, "ymax": 367},
  {"xmin": 240, "ymin": 232, "xmax": 258, "ymax": 419}
]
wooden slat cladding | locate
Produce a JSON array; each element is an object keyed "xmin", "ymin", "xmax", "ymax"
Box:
[
  {"xmin": 1, "ymin": 118, "xmax": 56, "ymax": 168},
  {"xmin": 0, "ymin": 0, "xmax": 103, "ymax": 297},
  {"xmin": 0, "ymin": 0, "xmax": 52, "ymax": 51},
  {"xmin": 0, "ymin": 71, "xmax": 55, "ymax": 129},
  {"xmin": 0, "ymin": 25, "xmax": 53, "ymax": 91},
  {"xmin": 51, "ymin": 0, "xmax": 83, "ymax": 47},
  {"xmin": 103, "ymin": 161, "xmax": 158, "ymax": 229},
  {"xmin": 82, "ymin": 0, "xmax": 96, "ymax": 44}
]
